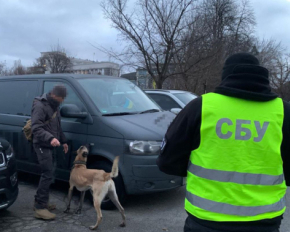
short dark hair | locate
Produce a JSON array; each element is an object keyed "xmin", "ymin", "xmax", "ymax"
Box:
[{"xmin": 51, "ymin": 85, "xmax": 67, "ymax": 98}]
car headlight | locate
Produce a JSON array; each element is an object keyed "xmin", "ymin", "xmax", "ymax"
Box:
[
  {"xmin": 129, "ymin": 141, "xmax": 161, "ymax": 155},
  {"xmin": 5, "ymin": 145, "xmax": 14, "ymax": 160}
]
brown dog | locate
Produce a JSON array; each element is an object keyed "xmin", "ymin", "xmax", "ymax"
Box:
[{"xmin": 64, "ymin": 145, "xmax": 126, "ymax": 230}]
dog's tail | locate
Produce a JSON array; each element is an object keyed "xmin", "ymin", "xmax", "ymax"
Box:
[{"xmin": 110, "ymin": 156, "xmax": 119, "ymax": 178}]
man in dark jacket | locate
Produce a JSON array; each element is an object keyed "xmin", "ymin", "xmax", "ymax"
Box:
[
  {"xmin": 157, "ymin": 53, "xmax": 290, "ymax": 232},
  {"xmin": 31, "ymin": 85, "xmax": 68, "ymax": 220}
]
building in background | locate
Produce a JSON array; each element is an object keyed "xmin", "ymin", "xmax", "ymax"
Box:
[
  {"xmin": 120, "ymin": 72, "xmax": 137, "ymax": 85},
  {"xmin": 121, "ymin": 68, "xmax": 155, "ymax": 90},
  {"xmin": 71, "ymin": 58, "xmax": 120, "ymax": 77},
  {"xmin": 35, "ymin": 52, "xmax": 120, "ymax": 77}
]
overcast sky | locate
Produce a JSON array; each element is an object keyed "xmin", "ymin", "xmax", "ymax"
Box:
[{"xmin": 0, "ymin": 0, "xmax": 290, "ymax": 68}]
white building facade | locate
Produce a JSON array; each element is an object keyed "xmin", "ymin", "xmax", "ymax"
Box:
[
  {"xmin": 38, "ymin": 52, "xmax": 120, "ymax": 77},
  {"xmin": 71, "ymin": 58, "xmax": 120, "ymax": 77}
]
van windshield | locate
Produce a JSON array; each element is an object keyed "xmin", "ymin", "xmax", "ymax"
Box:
[{"xmin": 78, "ymin": 78, "xmax": 160, "ymax": 115}]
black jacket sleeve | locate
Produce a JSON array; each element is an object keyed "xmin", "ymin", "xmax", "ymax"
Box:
[
  {"xmin": 31, "ymin": 100, "xmax": 54, "ymax": 144},
  {"xmin": 282, "ymin": 101, "xmax": 290, "ymax": 186},
  {"xmin": 156, "ymin": 97, "xmax": 202, "ymax": 177}
]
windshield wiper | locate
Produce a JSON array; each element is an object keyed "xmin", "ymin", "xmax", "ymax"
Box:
[
  {"xmin": 102, "ymin": 112, "xmax": 138, "ymax": 116},
  {"xmin": 139, "ymin": 109, "xmax": 160, "ymax": 114}
]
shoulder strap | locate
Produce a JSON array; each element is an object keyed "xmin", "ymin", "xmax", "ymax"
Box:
[
  {"xmin": 51, "ymin": 111, "xmax": 57, "ymax": 120},
  {"xmin": 44, "ymin": 111, "xmax": 57, "ymax": 125}
]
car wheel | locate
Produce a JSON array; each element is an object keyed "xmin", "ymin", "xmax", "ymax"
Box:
[{"xmin": 87, "ymin": 160, "xmax": 126, "ymax": 210}]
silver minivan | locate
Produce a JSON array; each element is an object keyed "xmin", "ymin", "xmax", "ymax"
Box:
[{"xmin": 145, "ymin": 90, "xmax": 197, "ymax": 114}]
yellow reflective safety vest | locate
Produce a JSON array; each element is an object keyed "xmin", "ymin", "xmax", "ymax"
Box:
[{"xmin": 185, "ymin": 93, "xmax": 287, "ymax": 222}]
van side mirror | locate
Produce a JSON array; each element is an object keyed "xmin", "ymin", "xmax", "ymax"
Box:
[
  {"xmin": 60, "ymin": 104, "xmax": 88, "ymax": 119},
  {"xmin": 170, "ymin": 108, "xmax": 182, "ymax": 115}
]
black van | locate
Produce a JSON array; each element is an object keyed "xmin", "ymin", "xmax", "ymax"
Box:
[
  {"xmin": 0, "ymin": 74, "xmax": 184, "ymax": 209},
  {"xmin": 0, "ymin": 138, "xmax": 18, "ymax": 211}
]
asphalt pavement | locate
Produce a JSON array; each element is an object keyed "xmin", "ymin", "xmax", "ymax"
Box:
[{"xmin": 0, "ymin": 173, "xmax": 290, "ymax": 232}]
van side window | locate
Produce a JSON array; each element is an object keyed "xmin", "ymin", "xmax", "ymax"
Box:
[
  {"xmin": 0, "ymin": 81, "xmax": 38, "ymax": 116},
  {"xmin": 43, "ymin": 81, "xmax": 86, "ymax": 113}
]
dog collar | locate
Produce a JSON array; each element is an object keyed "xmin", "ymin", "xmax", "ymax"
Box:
[
  {"xmin": 73, "ymin": 160, "xmax": 87, "ymax": 166},
  {"xmin": 71, "ymin": 160, "xmax": 87, "ymax": 172}
]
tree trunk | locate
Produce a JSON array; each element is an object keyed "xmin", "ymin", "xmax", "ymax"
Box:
[{"xmin": 156, "ymin": 80, "xmax": 163, "ymax": 89}]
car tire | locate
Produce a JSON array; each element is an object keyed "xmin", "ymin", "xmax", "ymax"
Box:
[
  {"xmin": 0, "ymin": 206, "xmax": 8, "ymax": 211},
  {"xmin": 87, "ymin": 160, "xmax": 126, "ymax": 210}
]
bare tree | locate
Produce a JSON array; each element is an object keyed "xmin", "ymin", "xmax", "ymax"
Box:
[
  {"xmin": 100, "ymin": 0, "xmax": 197, "ymax": 88},
  {"xmin": 11, "ymin": 59, "xmax": 26, "ymax": 75},
  {"xmin": 100, "ymin": 0, "xmax": 287, "ymax": 95},
  {"xmin": 268, "ymin": 54, "xmax": 290, "ymax": 99},
  {"xmin": 250, "ymin": 38, "xmax": 287, "ymax": 97},
  {"xmin": 253, "ymin": 38, "xmax": 284, "ymax": 70},
  {"xmin": 40, "ymin": 44, "xmax": 72, "ymax": 73},
  {"xmin": 170, "ymin": 0, "xmax": 256, "ymax": 94},
  {"xmin": 226, "ymin": 0, "xmax": 256, "ymax": 54},
  {"xmin": 0, "ymin": 62, "xmax": 6, "ymax": 76},
  {"xmin": 27, "ymin": 58, "xmax": 47, "ymax": 74}
]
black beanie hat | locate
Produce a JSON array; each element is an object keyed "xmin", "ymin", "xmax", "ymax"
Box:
[
  {"xmin": 51, "ymin": 85, "xmax": 67, "ymax": 98},
  {"xmin": 221, "ymin": 53, "xmax": 269, "ymax": 80}
]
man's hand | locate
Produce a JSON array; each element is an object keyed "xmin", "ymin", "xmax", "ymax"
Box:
[
  {"xmin": 51, "ymin": 138, "xmax": 60, "ymax": 147},
  {"xmin": 63, "ymin": 143, "xmax": 69, "ymax": 154}
]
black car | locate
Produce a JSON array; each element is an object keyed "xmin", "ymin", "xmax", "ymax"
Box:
[{"xmin": 0, "ymin": 138, "xmax": 18, "ymax": 211}]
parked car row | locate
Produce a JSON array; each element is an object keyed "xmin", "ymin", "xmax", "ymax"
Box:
[
  {"xmin": 0, "ymin": 74, "xmax": 197, "ymax": 211},
  {"xmin": 0, "ymin": 74, "xmax": 183, "ymax": 210},
  {"xmin": 145, "ymin": 89, "xmax": 197, "ymax": 114}
]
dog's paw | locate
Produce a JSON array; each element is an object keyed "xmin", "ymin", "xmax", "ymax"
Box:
[
  {"xmin": 75, "ymin": 209, "xmax": 82, "ymax": 215},
  {"xmin": 63, "ymin": 208, "xmax": 70, "ymax": 213},
  {"xmin": 119, "ymin": 222, "xmax": 126, "ymax": 227},
  {"xmin": 89, "ymin": 225, "xmax": 97, "ymax": 230}
]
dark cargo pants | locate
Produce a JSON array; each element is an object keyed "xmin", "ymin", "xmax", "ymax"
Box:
[
  {"xmin": 33, "ymin": 144, "xmax": 56, "ymax": 209},
  {"xmin": 184, "ymin": 216, "xmax": 280, "ymax": 232}
]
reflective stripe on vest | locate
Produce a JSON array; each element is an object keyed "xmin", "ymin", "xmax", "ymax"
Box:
[
  {"xmin": 186, "ymin": 191, "xmax": 286, "ymax": 216},
  {"xmin": 188, "ymin": 163, "xmax": 284, "ymax": 186},
  {"xmin": 185, "ymin": 93, "xmax": 287, "ymax": 222}
]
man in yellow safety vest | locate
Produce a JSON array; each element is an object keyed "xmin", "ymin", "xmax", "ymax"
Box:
[{"xmin": 157, "ymin": 53, "xmax": 290, "ymax": 232}]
